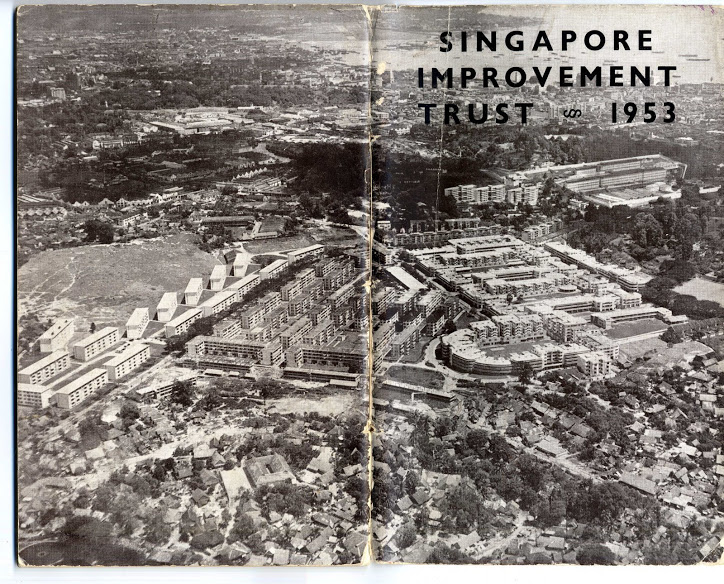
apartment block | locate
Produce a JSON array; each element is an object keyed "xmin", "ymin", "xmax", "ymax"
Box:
[
  {"xmin": 372, "ymin": 286, "xmax": 397, "ymax": 315},
  {"xmin": 577, "ymin": 351, "xmax": 612, "ymax": 379},
  {"xmin": 301, "ymin": 319, "xmax": 335, "ymax": 346},
  {"xmin": 280, "ymin": 317, "xmax": 313, "ymax": 350},
  {"xmin": 165, "ymin": 308, "xmax": 203, "ymax": 338},
  {"xmin": 38, "ymin": 318, "xmax": 74, "ymax": 353},
  {"xmin": 104, "ymin": 343, "xmax": 151, "ymax": 381},
  {"xmin": 54, "ymin": 368, "xmax": 108, "ymax": 409},
  {"xmin": 18, "ymin": 350, "xmax": 70, "ymax": 384},
  {"xmin": 259, "ymin": 258, "xmax": 288, "ymax": 280},
  {"xmin": 200, "ymin": 289, "xmax": 238, "ymax": 317},
  {"xmin": 545, "ymin": 311, "xmax": 588, "ymax": 343},
  {"xmin": 281, "ymin": 269, "xmax": 315, "ymax": 301},
  {"xmin": 240, "ymin": 304, "xmax": 268, "ymax": 329},
  {"xmin": 591, "ymin": 306, "xmax": 673, "ymax": 329},
  {"xmin": 374, "ymin": 321, "xmax": 396, "ymax": 358},
  {"xmin": 309, "ymin": 303, "xmax": 332, "ymax": 326},
  {"xmin": 390, "ymin": 323, "xmax": 422, "ymax": 359},
  {"xmin": 233, "ymin": 254, "xmax": 248, "ymax": 277},
  {"xmin": 72, "ymin": 327, "xmax": 120, "ymax": 361},
  {"xmin": 17, "ymin": 383, "xmax": 54, "ymax": 409},
  {"xmin": 213, "ymin": 318, "xmax": 243, "ymax": 339},
  {"xmin": 287, "ymin": 293, "xmax": 313, "ymax": 317},
  {"xmin": 576, "ymin": 330, "xmax": 620, "ymax": 361},
  {"xmin": 286, "ymin": 243, "xmax": 324, "ymax": 264},
  {"xmin": 126, "ymin": 307, "xmax": 150, "ymax": 340},
  {"xmin": 184, "ymin": 278, "xmax": 204, "ymax": 306},
  {"xmin": 209, "ymin": 264, "xmax": 228, "ymax": 291},
  {"xmin": 186, "ymin": 336, "xmax": 283, "ymax": 367},
  {"xmin": 285, "ymin": 336, "xmax": 367, "ymax": 372},
  {"xmin": 156, "ymin": 292, "xmax": 178, "ymax": 323},
  {"xmin": 227, "ymin": 272, "xmax": 260, "ymax": 298}
]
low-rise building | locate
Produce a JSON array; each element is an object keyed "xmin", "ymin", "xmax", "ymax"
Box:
[
  {"xmin": 591, "ymin": 306, "xmax": 672, "ymax": 329},
  {"xmin": 243, "ymin": 454, "xmax": 295, "ymax": 488}
]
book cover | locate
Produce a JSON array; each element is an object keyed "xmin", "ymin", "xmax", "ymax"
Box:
[{"xmin": 15, "ymin": 3, "xmax": 724, "ymax": 567}]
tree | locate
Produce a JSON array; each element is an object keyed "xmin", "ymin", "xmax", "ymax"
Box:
[
  {"xmin": 691, "ymin": 355, "xmax": 705, "ymax": 371},
  {"xmin": 518, "ymin": 362, "xmax": 535, "ymax": 384},
  {"xmin": 466, "ymin": 429, "xmax": 488, "ymax": 452},
  {"xmin": 255, "ymin": 378, "xmax": 290, "ymax": 403},
  {"xmin": 119, "ymin": 401, "xmax": 141, "ymax": 427},
  {"xmin": 92, "ymin": 484, "xmax": 116, "ymax": 513},
  {"xmin": 171, "ymin": 380, "xmax": 195, "ymax": 407},
  {"xmin": 90, "ymin": 322, "xmax": 96, "ymax": 333},
  {"xmin": 327, "ymin": 204, "xmax": 351, "ymax": 225},
  {"xmin": 61, "ymin": 516, "xmax": 113, "ymax": 539},
  {"xmin": 427, "ymin": 543, "xmax": 475, "ymax": 564},
  {"xmin": 187, "ymin": 317, "xmax": 216, "ymax": 338},
  {"xmin": 633, "ymin": 213, "xmax": 663, "ymax": 248},
  {"xmin": 165, "ymin": 335, "xmax": 187, "ymax": 353},
  {"xmin": 576, "ymin": 543, "xmax": 617, "ymax": 565},
  {"xmin": 661, "ymin": 327, "xmax": 683, "ymax": 345},
  {"xmin": 83, "ymin": 219, "xmax": 115, "ymax": 244},
  {"xmin": 228, "ymin": 512, "xmax": 255, "ymax": 543},
  {"xmin": 144, "ymin": 513, "xmax": 172, "ymax": 544},
  {"xmin": 395, "ymin": 522, "xmax": 416, "ymax": 549}
]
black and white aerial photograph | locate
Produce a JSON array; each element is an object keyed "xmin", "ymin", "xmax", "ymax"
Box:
[
  {"xmin": 16, "ymin": 4, "xmax": 371, "ymax": 567},
  {"xmin": 370, "ymin": 4, "xmax": 724, "ymax": 566},
  {"xmin": 13, "ymin": 2, "xmax": 724, "ymax": 570}
]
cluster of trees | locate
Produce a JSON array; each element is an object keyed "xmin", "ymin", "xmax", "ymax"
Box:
[
  {"xmin": 17, "ymin": 313, "xmax": 49, "ymax": 354},
  {"xmin": 256, "ymin": 482, "xmax": 315, "ymax": 519},
  {"xmin": 643, "ymin": 276, "xmax": 724, "ymax": 320},
  {"xmin": 119, "ymin": 401, "xmax": 141, "ymax": 429},
  {"xmin": 385, "ymin": 410, "xmax": 663, "ymax": 537},
  {"xmin": 78, "ymin": 412, "xmax": 109, "ymax": 450},
  {"xmin": 406, "ymin": 123, "xmax": 585, "ymax": 171},
  {"xmin": 82, "ymin": 219, "xmax": 116, "ymax": 244},
  {"xmin": 168, "ymin": 379, "xmax": 195, "ymax": 407},
  {"xmin": 578, "ymin": 200, "xmax": 707, "ymax": 263},
  {"xmin": 373, "ymin": 413, "xmax": 667, "ymax": 566}
]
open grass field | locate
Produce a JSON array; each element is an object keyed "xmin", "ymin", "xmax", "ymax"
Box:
[
  {"xmin": 17, "ymin": 233, "xmax": 220, "ymax": 330},
  {"xmin": 674, "ymin": 277, "xmax": 724, "ymax": 307},
  {"xmin": 606, "ymin": 318, "xmax": 668, "ymax": 340},
  {"xmin": 385, "ymin": 365, "xmax": 445, "ymax": 390},
  {"xmin": 242, "ymin": 234, "xmax": 317, "ymax": 255},
  {"xmin": 619, "ymin": 337, "xmax": 668, "ymax": 361}
]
